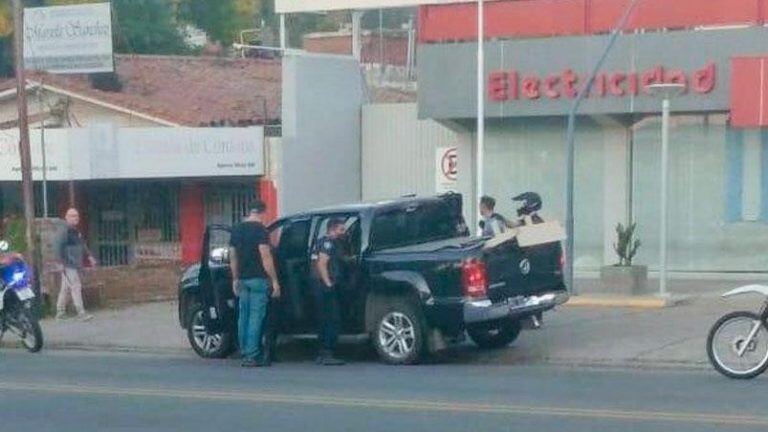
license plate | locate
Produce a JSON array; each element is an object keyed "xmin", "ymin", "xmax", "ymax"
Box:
[{"xmin": 15, "ymin": 287, "xmax": 34, "ymax": 301}]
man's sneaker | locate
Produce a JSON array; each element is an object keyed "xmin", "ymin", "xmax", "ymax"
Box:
[
  {"xmin": 76, "ymin": 313, "xmax": 94, "ymax": 322},
  {"xmin": 55, "ymin": 312, "xmax": 68, "ymax": 321},
  {"xmin": 241, "ymin": 359, "xmax": 260, "ymax": 368}
]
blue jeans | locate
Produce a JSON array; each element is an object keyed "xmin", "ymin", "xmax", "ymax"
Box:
[{"xmin": 237, "ymin": 278, "xmax": 269, "ymax": 361}]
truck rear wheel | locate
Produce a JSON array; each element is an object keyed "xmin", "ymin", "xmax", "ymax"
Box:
[
  {"xmin": 467, "ymin": 318, "xmax": 522, "ymax": 349},
  {"xmin": 372, "ymin": 297, "xmax": 425, "ymax": 365}
]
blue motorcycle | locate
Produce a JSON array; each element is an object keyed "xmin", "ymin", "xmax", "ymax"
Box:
[{"xmin": 0, "ymin": 240, "xmax": 43, "ymax": 352}]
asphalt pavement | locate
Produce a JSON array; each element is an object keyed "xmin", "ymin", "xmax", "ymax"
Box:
[{"xmin": 1, "ymin": 349, "xmax": 767, "ymax": 432}]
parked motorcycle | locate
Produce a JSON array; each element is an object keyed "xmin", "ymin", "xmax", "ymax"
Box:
[
  {"xmin": 0, "ymin": 240, "xmax": 43, "ymax": 353},
  {"xmin": 707, "ymin": 285, "xmax": 768, "ymax": 379}
]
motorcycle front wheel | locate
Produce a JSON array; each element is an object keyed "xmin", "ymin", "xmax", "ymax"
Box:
[
  {"xmin": 14, "ymin": 307, "xmax": 43, "ymax": 353},
  {"xmin": 707, "ymin": 311, "xmax": 768, "ymax": 379}
]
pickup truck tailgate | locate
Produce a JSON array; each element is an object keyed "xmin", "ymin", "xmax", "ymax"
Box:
[{"xmin": 483, "ymin": 238, "xmax": 565, "ymax": 302}]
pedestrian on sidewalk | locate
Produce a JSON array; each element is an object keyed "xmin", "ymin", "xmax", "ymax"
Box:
[
  {"xmin": 310, "ymin": 218, "xmax": 348, "ymax": 366},
  {"xmin": 229, "ymin": 200, "xmax": 281, "ymax": 368},
  {"xmin": 55, "ymin": 208, "xmax": 96, "ymax": 321}
]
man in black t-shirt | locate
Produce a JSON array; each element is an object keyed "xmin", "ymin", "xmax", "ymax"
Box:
[
  {"xmin": 310, "ymin": 218, "xmax": 347, "ymax": 366},
  {"xmin": 229, "ymin": 200, "xmax": 281, "ymax": 368}
]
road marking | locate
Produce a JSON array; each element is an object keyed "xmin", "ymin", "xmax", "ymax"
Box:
[{"xmin": 1, "ymin": 381, "xmax": 767, "ymax": 426}]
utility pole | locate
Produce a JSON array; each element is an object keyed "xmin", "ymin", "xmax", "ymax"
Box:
[{"xmin": 13, "ymin": 0, "xmax": 40, "ymax": 304}]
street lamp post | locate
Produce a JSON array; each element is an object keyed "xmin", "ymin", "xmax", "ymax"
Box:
[
  {"xmin": 476, "ymin": 0, "xmax": 485, "ymax": 230},
  {"xmin": 646, "ymin": 83, "xmax": 685, "ymax": 297}
]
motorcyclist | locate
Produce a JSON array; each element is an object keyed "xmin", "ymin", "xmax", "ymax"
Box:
[{"xmin": 478, "ymin": 196, "xmax": 510, "ymax": 237}]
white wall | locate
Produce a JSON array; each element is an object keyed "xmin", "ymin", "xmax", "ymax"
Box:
[
  {"xmin": 279, "ymin": 53, "xmax": 366, "ymax": 215},
  {"xmin": 361, "ymin": 103, "xmax": 474, "ymax": 224}
]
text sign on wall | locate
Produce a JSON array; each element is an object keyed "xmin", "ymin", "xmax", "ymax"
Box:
[
  {"xmin": 488, "ymin": 63, "xmax": 716, "ymax": 103},
  {"xmin": 435, "ymin": 147, "xmax": 458, "ymax": 193},
  {"xmin": 0, "ymin": 126, "xmax": 265, "ymax": 181},
  {"xmin": 418, "ymin": 28, "xmax": 768, "ymax": 119},
  {"xmin": 24, "ymin": 3, "xmax": 114, "ymax": 74}
]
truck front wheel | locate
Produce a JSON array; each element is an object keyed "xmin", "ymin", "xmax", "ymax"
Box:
[
  {"xmin": 467, "ymin": 318, "xmax": 522, "ymax": 349},
  {"xmin": 187, "ymin": 303, "xmax": 235, "ymax": 359},
  {"xmin": 372, "ymin": 297, "xmax": 425, "ymax": 365}
]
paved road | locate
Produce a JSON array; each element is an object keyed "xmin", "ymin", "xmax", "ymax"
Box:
[{"xmin": 1, "ymin": 349, "xmax": 767, "ymax": 432}]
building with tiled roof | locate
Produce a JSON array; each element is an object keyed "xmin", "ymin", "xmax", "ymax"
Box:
[{"xmin": 0, "ymin": 54, "xmax": 282, "ymax": 128}]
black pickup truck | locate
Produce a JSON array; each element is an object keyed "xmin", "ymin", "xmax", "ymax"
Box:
[{"xmin": 178, "ymin": 193, "xmax": 568, "ymax": 365}]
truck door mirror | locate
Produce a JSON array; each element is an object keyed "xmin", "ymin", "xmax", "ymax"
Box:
[{"xmin": 209, "ymin": 247, "xmax": 230, "ymax": 265}]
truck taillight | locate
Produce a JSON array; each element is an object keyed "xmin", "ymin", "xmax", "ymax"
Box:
[{"xmin": 462, "ymin": 259, "xmax": 488, "ymax": 298}]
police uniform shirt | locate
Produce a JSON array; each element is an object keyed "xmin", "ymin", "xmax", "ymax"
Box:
[{"xmin": 311, "ymin": 236, "xmax": 342, "ymax": 285}]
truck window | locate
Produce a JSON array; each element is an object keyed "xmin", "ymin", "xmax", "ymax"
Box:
[
  {"xmin": 273, "ymin": 220, "xmax": 311, "ymax": 260},
  {"xmin": 370, "ymin": 203, "xmax": 467, "ymax": 250},
  {"xmin": 313, "ymin": 215, "xmax": 361, "ymax": 257}
]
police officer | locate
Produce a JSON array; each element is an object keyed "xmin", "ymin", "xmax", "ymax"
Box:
[{"xmin": 311, "ymin": 218, "xmax": 347, "ymax": 366}]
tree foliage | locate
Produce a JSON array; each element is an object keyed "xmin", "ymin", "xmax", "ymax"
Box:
[
  {"xmin": 109, "ymin": 0, "xmax": 189, "ymax": 55},
  {"xmin": 178, "ymin": 0, "xmax": 261, "ymax": 45}
]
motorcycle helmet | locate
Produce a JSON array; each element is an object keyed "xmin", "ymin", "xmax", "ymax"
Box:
[{"xmin": 513, "ymin": 192, "xmax": 542, "ymax": 217}]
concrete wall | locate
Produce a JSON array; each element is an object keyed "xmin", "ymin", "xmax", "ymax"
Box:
[
  {"xmin": 362, "ymin": 103, "xmax": 474, "ymax": 225},
  {"xmin": 279, "ymin": 53, "xmax": 366, "ymax": 215}
]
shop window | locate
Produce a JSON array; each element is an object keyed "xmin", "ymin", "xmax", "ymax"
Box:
[
  {"xmin": 90, "ymin": 182, "xmax": 180, "ymax": 266},
  {"xmin": 131, "ymin": 184, "xmax": 180, "ymax": 262},
  {"xmin": 204, "ymin": 185, "xmax": 255, "ymax": 227},
  {"xmin": 725, "ymin": 130, "xmax": 768, "ymax": 223}
]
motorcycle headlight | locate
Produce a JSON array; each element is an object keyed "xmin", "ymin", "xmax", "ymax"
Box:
[{"xmin": 11, "ymin": 270, "xmax": 25, "ymax": 284}]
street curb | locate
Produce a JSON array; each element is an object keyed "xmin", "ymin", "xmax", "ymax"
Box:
[
  {"xmin": 2, "ymin": 341, "xmax": 713, "ymax": 373},
  {"xmin": 537, "ymin": 357, "xmax": 712, "ymax": 372},
  {"xmin": 565, "ymin": 294, "xmax": 691, "ymax": 309},
  {"xmin": 1, "ymin": 340, "xmax": 190, "ymax": 356}
]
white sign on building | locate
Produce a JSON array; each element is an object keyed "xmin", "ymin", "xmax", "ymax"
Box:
[
  {"xmin": 23, "ymin": 2, "xmax": 114, "ymax": 74},
  {"xmin": 0, "ymin": 126, "xmax": 265, "ymax": 181},
  {"xmin": 435, "ymin": 146, "xmax": 458, "ymax": 193}
]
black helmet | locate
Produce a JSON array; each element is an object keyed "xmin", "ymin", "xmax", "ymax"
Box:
[{"xmin": 513, "ymin": 192, "xmax": 542, "ymax": 217}]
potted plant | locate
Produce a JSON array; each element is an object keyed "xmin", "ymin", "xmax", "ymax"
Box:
[{"xmin": 600, "ymin": 223, "xmax": 648, "ymax": 295}]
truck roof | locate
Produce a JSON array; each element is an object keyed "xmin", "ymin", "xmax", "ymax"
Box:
[{"xmin": 279, "ymin": 194, "xmax": 458, "ymax": 221}]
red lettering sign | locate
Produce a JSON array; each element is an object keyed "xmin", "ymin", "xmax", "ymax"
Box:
[
  {"xmin": 693, "ymin": 62, "xmax": 716, "ymax": 94},
  {"xmin": 641, "ymin": 66, "xmax": 664, "ymax": 94},
  {"xmin": 487, "ymin": 63, "xmax": 717, "ymax": 103},
  {"xmin": 488, "ymin": 71, "xmax": 508, "ymax": 102},
  {"xmin": 544, "ymin": 75, "xmax": 560, "ymax": 98},
  {"xmin": 522, "ymin": 76, "xmax": 541, "ymax": 99},
  {"xmin": 609, "ymin": 72, "xmax": 626, "ymax": 96},
  {"xmin": 562, "ymin": 69, "xmax": 578, "ymax": 98}
]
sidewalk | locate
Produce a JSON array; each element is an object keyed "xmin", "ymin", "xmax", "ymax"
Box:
[
  {"xmin": 34, "ymin": 302, "xmax": 189, "ymax": 354},
  {"xmin": 468, "ymin": 294, "xmax": 756, "ymax": 369},
  {"xmin": 2, "ymin": 295, "xmax": 760, "ymax": 369}
]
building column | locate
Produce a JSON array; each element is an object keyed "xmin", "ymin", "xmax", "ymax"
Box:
[
  {"xmin": 279, "ymin": 14, "xmax": 287, "ymax": 50},
  {"xmin": 603, "ymin": 126, "xmax": 631, "ymax": 266},
  {"xmin": 180, "ymin": 183, "xmax": 205, "ymax": 265},
  {"xmin": 351, "ymin": 11, "xmax": 363, "ymax": 61},
  {"xmin": 258, "ymin": 178, "xmax": 279, "ymax": 224}
]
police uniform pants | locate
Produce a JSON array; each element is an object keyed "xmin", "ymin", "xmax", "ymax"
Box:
[{"xmin": 312, "ymin": 281, "xmax": 341, "ymax": 353}]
